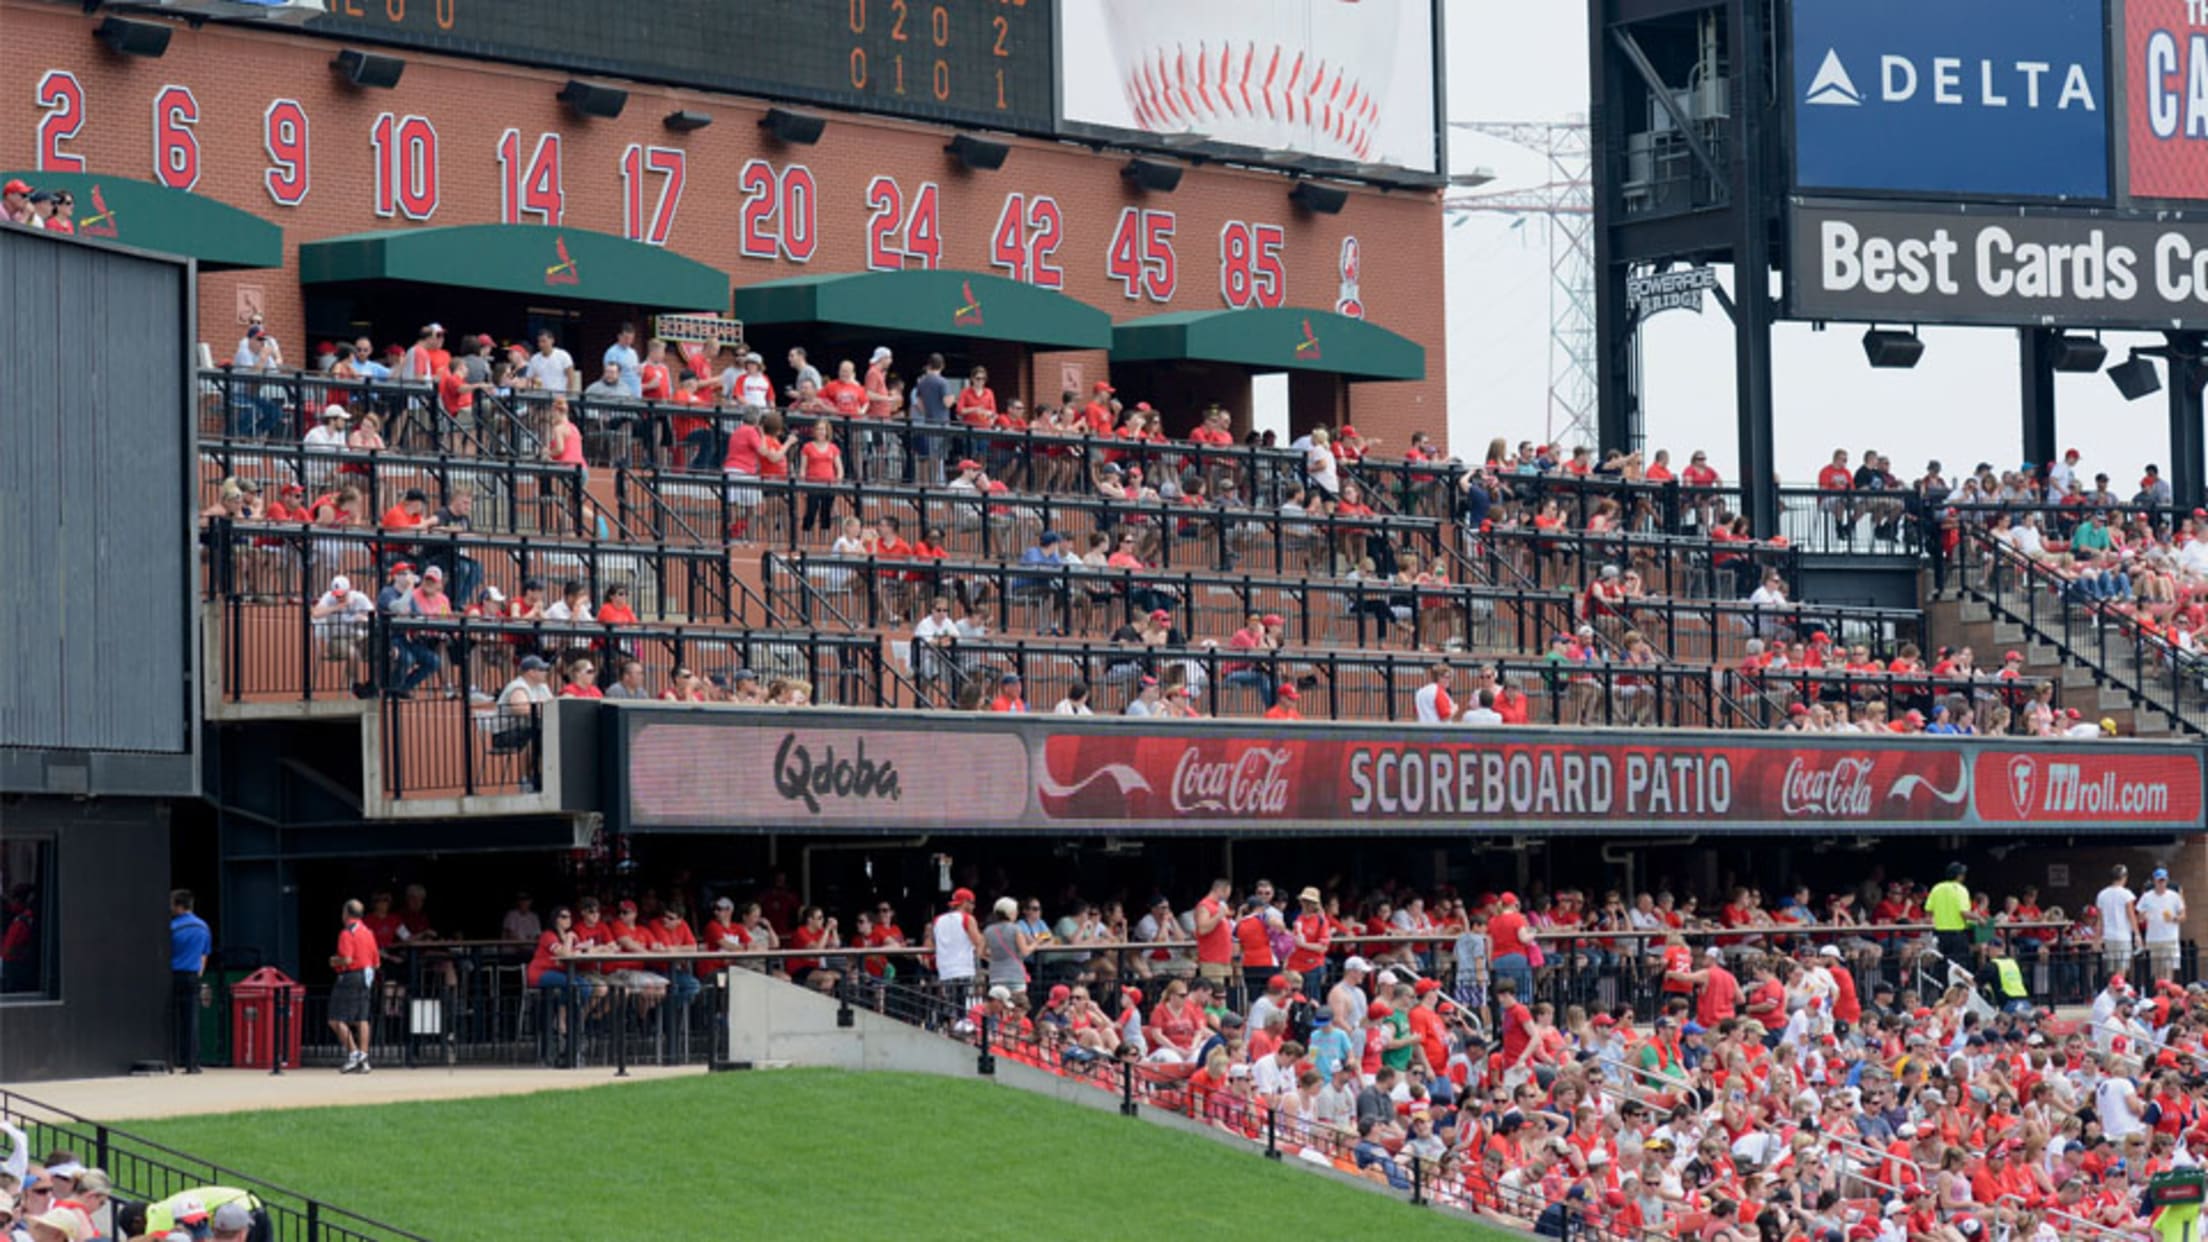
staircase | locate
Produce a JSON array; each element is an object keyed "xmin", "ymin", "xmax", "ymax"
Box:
[{"xmin": 1923, "ymin": 584, "xmax": 2166, "ymax": 736}]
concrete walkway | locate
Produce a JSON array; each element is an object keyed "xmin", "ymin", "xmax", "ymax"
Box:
[{"xmin": 18, "ymin": 1064, "xmax": 705, "ymax": 1122}]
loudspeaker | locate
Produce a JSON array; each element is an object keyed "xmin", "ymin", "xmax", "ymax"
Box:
[
  {"xmin": 2109, "ymin": 356, "xmax": 2163, "ymax": 402},
  {"xmin": 1121, "ymin": 158, "xmax": 1184, "ymax": 193},
  {"xmin": 2050, "ymin": 333, "xmax": 2109, "ymax": 373},
  {"xmin": 1860, "ymin": 329, "xmax": 1925, "ymax": 369},
  {"xmin": 558, "ymin": 80, "xmax": 629, "ymax": 119},
  {"xmin": 1288, "ymin": 181, "xmax": 1348, "ymax": 215},
  {"xmin": 95, "ymin": 16, "xmax": 171, "ymax": 58},
  {"xmin": 331, "ymin": 49, "xmax": 405, "ymax": 89},
  {"xmin": 760, "ymin": 108, "xmax": 825, "ymax": 145},
  {"xmin": 663, "ymin": 110, "xmax": 714, "ymax": 132},
  {"xmin": 945, "ymin": 134, "xmax": 1010, "ymax": 171}
]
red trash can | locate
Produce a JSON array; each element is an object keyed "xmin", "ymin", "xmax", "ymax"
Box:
[{"xmin": 230, "ymin": 967, "xmax": 305, "ymax": 1069}]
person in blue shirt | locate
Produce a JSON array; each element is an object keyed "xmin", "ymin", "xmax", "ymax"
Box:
[
  {"xmin": 1306, "ymin": 1011, "xmax": 1354, "ymax": 1079},
  {"xmin": 603, "ymin": 322, "xmax": 642, "ymax": 397},
  {"xmin": 170, "ymin": 889, "xmax": 212, "ymax": 1074}
]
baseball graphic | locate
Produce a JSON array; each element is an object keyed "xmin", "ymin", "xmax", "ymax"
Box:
[{"xmin": 1097, "ymin": 0, "xmax": 1404, "ymax": 163}]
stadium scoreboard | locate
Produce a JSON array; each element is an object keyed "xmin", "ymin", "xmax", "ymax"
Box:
[{"xmin": 311, "ymin": 0, "xmax": 1058, "ymax": 133}]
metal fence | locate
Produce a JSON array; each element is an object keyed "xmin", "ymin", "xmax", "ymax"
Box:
[
  {"xmin": 0, "ymin": 1089, "xmax": 428, "ymax": 1242},
  {"xmin": 200, "ymin": 439, "xmax": 596, "ymax": 540},
  {"xmin": 1954, "ymin": 525, "xmax": 2207, "ymax": 735}
]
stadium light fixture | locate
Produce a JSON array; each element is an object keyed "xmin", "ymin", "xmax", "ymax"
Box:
[
  {"xmin": 1121, "ymin": 158, "xmax": 1183, "ymax": 193},
  {"xmin": 95, "ymin": 16, "xmax": 171, "ymax": 57},
  {"xmin": 2050, "ymin": 333, "xmax": 2109, "ymax": 373},
  {"xmin": 1860, "ymin": 327, "xmax": 1924, "ymax": 370},
  {"xmin": 558, "ymin": 79, "xmax": 628, "ymax": 120},
  {"xmin": 1288, "ymin": 180, "xmax": 1348, "ymax": 215},
  {"xmin": 759, "ymin": 108, "xmax": 824, "ymax": 145},
  {"xmin": 330, "ymin": 49, "xmax": 405, "ymax": 89},
  {"xmin": 2109, "ymin": 352, "xmax": 2163, "ymax": 402},
  {"xmin": 945, "ymin": 134, "xmax": 1010, "ymax": 172}
]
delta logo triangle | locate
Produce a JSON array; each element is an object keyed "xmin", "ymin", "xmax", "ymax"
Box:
[{"xmin": 1805, "ymin": 48, "xmax": 1863, "ymax": 107}]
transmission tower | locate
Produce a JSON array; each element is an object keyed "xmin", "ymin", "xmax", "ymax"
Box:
[{"xmin": 1444, "ymin": 120, "xmax": 1596, "ymax": 452}]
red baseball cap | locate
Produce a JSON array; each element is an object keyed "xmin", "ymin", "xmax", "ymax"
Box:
[
  {"xmin": 1367, "ymin": 1001, "xmax": 1391, "ymax": 1020},
  {"xmin": 1278, "ymin": 684, "xmax": 1300, "ymax": 701},
  {"xmin": 1122, "ymin": 985, "xmax": 1142, "ymax": 1007},
  {"xmin": 1092, "ymin": 380, "xmax": 1115, "ymax": 394},
  {"xmin": 1414, "ymin": 978, "xmax": 1441, "ymax": 996},
  {"xmin": 2004, "ymin": 650, "xmax": 2022, "ymax": 662},
  {"xmin": 956, "ymin": 459, "xmax": 981, "ymax": 471},
  {"xmin": 951, "ymin": 887, "xmax": 975, "ymax": 906},
  {"xmin": 1268, "ymin": 973, "xmax": 1290, "ymax": 990},
  {"xmin": 2, "ymin": 179, "xmax": 30, "ymax": 196},
  {"xmin": 617, "ymin": 899, "xmax": 638, "ymax": 914},
  {"xmin": 1340, "ymin": 425, "xmax": 1358, "ymax": 436},
  {"xmin": 1260, "ymin": 613, "xmax": 1284, "ymax": 626},
  {"xmin": 1133, "ymin": 401, "xmax": 1154, "ymax": 412},
  {"xmin": 1149, "ymin": 609, "xmax": 1171, "ymax": 622}
]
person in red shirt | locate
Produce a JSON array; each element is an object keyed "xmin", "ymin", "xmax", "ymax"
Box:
[
  {"xmin": 265, "ymin": 482, "xmax": 310, "ymax": 522},
  {"xmin": 327, "ymin": 898, "xmax": 382, "ymax": 1072},
  {"xmin": 596, "ymin": 584, "xmax": 639, "ymax": 625},
  {"xmin": 361, "ymin": 891, "xmax": 404, "ymax": 950},
  {"xmin": 559, "ymin": 655, "xmax": 604, "ymax": 699},
  {"xmin": 820, "ymin": 359, "xmax": 867, "ymax": 416},
  {"xmin": 1489, "ymin": 892, "xmax": 1534, "ymax": 998},
  {"xmin": 1743, "ymin": 961, "xmax": 1787, "ymax": 1044},
  {"xmin": 855, "ymin": 903, "xmax": 907, "ymax": 980},
  {"xmin": 1082, "ymin": 381, "xmax": 1117, "ymax": 436},
  {"xmin": 698, "ymin": 896, "xmax": 748, "ymax": 978},
  {"xmin": 956, "ymin": 364, "xmax": 997, "ymax": 427},
  {"xmin": 797, "ymin": 419, "xmax": 844, "ymax": 534},
  {"xmin": 437, "ymin": 357, "xmax": 488, "ymax": 426},
  {"xmin": 1819, "ymin": 945, "xmax": 1862, "ymax": 1030},
  {"xmin": 1496, "ymin": 976, "xmax": 1535, "ymax": 1066},
  {"xmin": 1192, "ymin": 878, "xmax": 1235, "ymax": 991},
  {"xmin": 380, "ymin": 488, "xmax": 439, "ymax": 533},
  {"xmin": 1263, "ymin": 683, "xmax": 1305, "ymax": 720},
  {"xmin": 647, "ymin": 904, "xmax": 702, "ymax": 1010},
  {"xmin": 1235, "ymin": 905, "xmax": 1279, "ymax": 1001},
  {"xmin": 987, "ymin": 670, "xmax": 1028, "ymax": 713},
  {"xmin": 1680, "ymin": 944, "xmax": 1743, "ymax": 1028},
  {"xmin": 1286, "ymin": 887, "xmax": 1333, "ymax": 993}
]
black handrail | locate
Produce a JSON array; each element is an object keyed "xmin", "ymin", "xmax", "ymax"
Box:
[{"xmin": 0, "ymin": 1089, "xmax": 430, "ymax": 1242}]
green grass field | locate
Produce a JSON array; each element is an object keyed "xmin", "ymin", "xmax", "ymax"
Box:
[{"xmin": 133, "ymin": 1070, "xmax": 1521, "ymax": 1241}]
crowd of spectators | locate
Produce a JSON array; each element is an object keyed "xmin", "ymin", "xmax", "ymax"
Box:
[
  {"xmin": 0, "ymin": 1120, "xmax": 262, "ymax": 1241},
  {"xmin": 313, "ymin": 855, "xmax": 2187, "ymax": 1238}
]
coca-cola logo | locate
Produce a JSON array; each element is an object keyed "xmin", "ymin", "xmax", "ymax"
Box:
[
  {"xmin": 773, "ymin": 733, "xmax": 902, "ymax": 814},
  {"xmin": 1171, "ymin": 747, "xmax": 1293, "ymax": 815},
  {"xmin": 1779, "ymin": 757, "xmax": 1877, "ymax": 818}
]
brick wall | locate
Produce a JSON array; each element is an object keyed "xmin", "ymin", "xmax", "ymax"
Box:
[{"xmin": 3, "ymin": 1, "xmax": 1450, "ymax": 451}]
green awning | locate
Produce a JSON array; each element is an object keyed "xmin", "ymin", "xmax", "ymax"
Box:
[
  {"xmin": 734, "ymin": 269, "xmax": 1112, "ymax": 350},
  {"xmin": 1111, "ymin": 307, "xmax": 1425, "ymax": 381},
  {"xmin": 1, "ymin": 171, "xmax": 281, "ymax": 270},
  {"xmin": 300, "ymin": 224, "xmax": 728, "ymax": 310}
]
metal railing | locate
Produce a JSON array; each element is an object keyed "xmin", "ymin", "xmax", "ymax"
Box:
[
  {"xmin": 762, "ymin": 550, "xmax": 1926, "ymax": 662},
  {"xmin": 1467, "ymin": 526, "xmax": 1800, "ymax": 599},
  {"xmin": 0, "ymin": 1089, "xmax": 429, "ymax": 1242},
  {"xmin": 611, "ymin": 468, "xmax": 1451, "ymax": 572},
  {"xmin": 892, "ymin": 637, "xmax": 1753, "ymax": 727},
  {"xmin": 1719, "ymin": 667, "xmax": 2057, "ymax": 733},
  {"xmin": 1954, "ymin": 524, "xmax": 2206, "ymax": 735},
  {"xmin": 202, "ymin": 519, "xmax": 756, "ymax": 628},
  {"xmin": 200, "ymin": 438, "xmax": 595, "ymax": 539}
]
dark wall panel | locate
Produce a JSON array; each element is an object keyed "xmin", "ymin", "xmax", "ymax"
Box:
[
  {"xmin": 0, "ymin": 227, "xmax": 193, "ymax": 759},
  {"xmin": 0, "ymin": 799, "xmax": 171, "ymax": 1081}
]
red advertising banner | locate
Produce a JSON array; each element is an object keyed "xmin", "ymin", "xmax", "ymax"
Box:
[
  {"xmin": 616, "ymin": 710, "xmax": 2205, "ymax": 834},
  {"xmin": 2128, "ymin": 0, "xmax": 2208, "ymax": 198}
]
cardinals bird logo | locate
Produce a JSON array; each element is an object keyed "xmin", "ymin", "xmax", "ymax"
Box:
[
  {"xmin": 1294, "ymin": 316, "xmax": 1322, "ymax": 360},
  {"xmin": 545, "ymin": 235, "xmax": 580, "ymax": 286},
  {"xmin": 78, "ymin": 184, "xmax": 118, "ymax": 238},
  {"xmin": 954, "ymin": 280, "xmax": 984, "ymax": 327}
]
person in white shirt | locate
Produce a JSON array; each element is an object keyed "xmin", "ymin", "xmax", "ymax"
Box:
[
  {"xmin": 2048, "ymin": 450, "xmax": 2080, "ymax": 500},
  {"xmin": 1053, "ymin": 683, "xmax": 1094, "ymax": 715},
  {"xmin": 2096, "ymin": 1066, "xmax": 2145, "ymax": 1139},
  {"xmin": 2097, "ymin": 864, "xmax": 2140, "ymax": 981},
  {"xmin": 310, "ymin": 575, "xmax": 375, "ymax": 658},
  {"xmin": 303, "ymin": 405, "xmax": 351, "ymax": 450},
  {"xmin": 1412, "ymin": 663, "xmax": 1457, "ymax": 723},
  {"xmin": 2090, "ymin": 975, "xmax": 2130, "ymax": 1052},
  {"xmin": 2010, "ymin": 514, "xmax": 2048, "ymax": 558},
  {"xmin": 1304, "ymin": 428, "xmax": 1341, "ymax": 498},
  {"xmin": 1123, "ymin": 677, "xmax": 1162, "ymax": 717},
  {"xmin": 2137, "ymin": 867, "xmax": 2186, "ymax": 982},
  {"xmin": 525, "ymin": 329, "xmax": 578, "ymax": 394},
  {"xmin": 1462, "ymin": 688, "xmax": 1504, "ymax": 725},
  {"xmin": 543, "ymin": 579, "xmax": 594, "ymax": 622},
  {"xmin": 500, "ymin": 893, "xmax": 542, "ymax": 942}
]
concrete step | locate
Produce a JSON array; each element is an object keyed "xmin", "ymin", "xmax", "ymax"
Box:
[
  {"xmin": 2062, "ymin": 665, "xmax": 2100, "ymax": 688},
  {"xmin": 2100, "ymin": 687, "xmax": 2134, "ymax": 712},
  {"xmin": 1990, "ymin": 622, "xmax": 2025, "ymax": 645},
  {"xmin": 1957, "ymin": 600, "xmax": 1992, "ymax": 624},
  {"xmin": 2136, "ymin": 713, "xmax": 2172, "ymax": 736}
]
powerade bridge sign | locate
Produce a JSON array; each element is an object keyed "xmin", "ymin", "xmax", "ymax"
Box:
[
  {"xmin": 1788, "ymin": 198, "xmax": 2208, "ymax": 330},
  {"xmin": 1790, "ymin": 0, "xmax": 2110, "ymax": 201}
]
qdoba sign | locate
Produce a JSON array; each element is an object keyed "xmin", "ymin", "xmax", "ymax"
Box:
[
  {"xmin": 1788, "ymin": 200, "xmax": 2208, "ymax": 330},
  {"xmin": 615, "ymin": 711, "xmax": 2204, "ymax": 834}
]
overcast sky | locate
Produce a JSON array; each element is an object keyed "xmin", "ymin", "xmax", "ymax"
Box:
[{"xmin": 1440, "ymin": 4, "xmax": 2174, "ymax": 487}]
